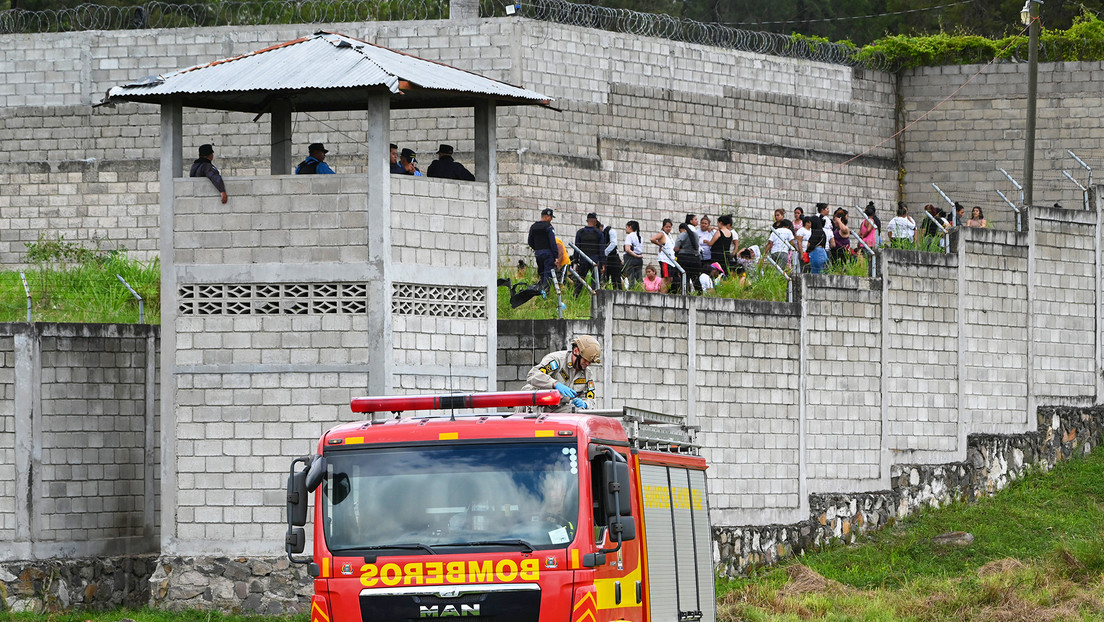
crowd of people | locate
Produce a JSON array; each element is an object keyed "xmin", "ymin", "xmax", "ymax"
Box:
[{"xmin": 526, "ymin": 199, "xmax": 989, "ymax": 296}]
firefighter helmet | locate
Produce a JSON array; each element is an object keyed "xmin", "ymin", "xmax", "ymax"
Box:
[{"xmin": 571, "ymin": 335, "xmax": 602, "ymax": 365}]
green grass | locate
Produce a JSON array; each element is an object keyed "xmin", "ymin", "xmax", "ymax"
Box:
[
  {"xmin": 0, "ymin": 256, "xmax": 160, "ymax": 324},
  {"xmin": 719, "ymin": 447, "xmax": 1104, "ymax": 621},
  {"xmin": 1, "ymin": 608, "xmax": 306, "ymax": 622}
]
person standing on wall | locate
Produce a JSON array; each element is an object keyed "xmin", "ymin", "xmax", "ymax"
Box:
[
  {"xmin": 426, "ymin": 144, "xmax": 475, "ymax": 181},
  {"xmin": 189, "ymin": 144, "xmax": 228, "ymax": 204},
  {"xmin": 528, "ymin": 208, "xmax": 559, "ymax": 293},
  {"xmin": 295, "ymin": 143, "xmax": 335, "ymax": 174}
]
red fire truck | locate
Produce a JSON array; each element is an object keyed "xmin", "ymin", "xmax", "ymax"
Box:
[{"xmin": 285, "ymin": 390, "xmax": 715, "ymax": 622}]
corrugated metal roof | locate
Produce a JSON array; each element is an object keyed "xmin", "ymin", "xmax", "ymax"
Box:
[{"xmin": 101, "ymin": 31, "xmax": 551, "ymax": 112}]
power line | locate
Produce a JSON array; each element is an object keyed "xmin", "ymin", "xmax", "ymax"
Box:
[{"xmin": 729, "ymin": 0, "xmax": 974, "ymax": 27}]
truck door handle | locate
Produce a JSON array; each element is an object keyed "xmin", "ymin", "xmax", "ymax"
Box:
[
  {"xmin": 614, "ymin": 581, "xmax": 621, "ymax": 605},
  {"xmin": 636, "ymin": 581, "xmax": 642, "ymax": 603}
]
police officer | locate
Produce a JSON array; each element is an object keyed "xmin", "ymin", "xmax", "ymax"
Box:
[
  {"xmin": 528, "ymin": 208, "xmax": 559, "ymax": 293},
  {"xmin": 522, "ymin": 335, "xmax": 601, "ymax": 412}
]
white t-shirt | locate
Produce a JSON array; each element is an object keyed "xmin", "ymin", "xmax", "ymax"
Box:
[
  {"xmin": 624, "ymin": 231, "xmax": 643, "ymax": 257},
  {"xmin": 888, "ymin": 216, "xmax": 916, "ymax": 240},
  {"xmin": 795, "ymin": 227, "xmax": 812, "ymax": 253},
  {"xmin": 699, "ymin": 273, "xmax": 714, "ymax": 291},
  {"xmin": 768, "ymin": 227, "xmax": 795, "ymax": 255}
]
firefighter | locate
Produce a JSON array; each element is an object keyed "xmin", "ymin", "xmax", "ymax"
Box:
[{"xmin": 523, "ymin": 335, "xmax": 601, "ymax": 411}]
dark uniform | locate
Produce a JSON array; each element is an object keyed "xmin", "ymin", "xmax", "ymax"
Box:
[{"xmin": 528, "ymin": 217, "xmax": 559, "ymax": 292}]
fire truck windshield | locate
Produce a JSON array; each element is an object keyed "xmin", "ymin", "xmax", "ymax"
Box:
[{"xmin": 322, "ymin": 442, "xmax": 581, "ymax": 553}]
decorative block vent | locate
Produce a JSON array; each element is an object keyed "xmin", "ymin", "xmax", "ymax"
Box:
[
  {"xmin": 392, "ymin": 283, "xmax": 487, "ymax": 318},
  {"xmin": 178, "ymin": 283, "xmax": 368, "ymax": 315}
]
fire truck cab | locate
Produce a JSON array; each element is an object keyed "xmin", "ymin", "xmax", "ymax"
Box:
[{"xmin": 285, "ymin": 390, "xmax": 715, "ymax": 622}]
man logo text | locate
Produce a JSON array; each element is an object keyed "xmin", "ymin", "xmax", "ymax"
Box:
[{"xmin": 419, "ymin": 604, "xmax": 480, "ymax": 617}]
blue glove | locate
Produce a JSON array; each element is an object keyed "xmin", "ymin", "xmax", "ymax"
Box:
[
  {"xmin": 571, "ymin": 397, "xmax": 588, "ymax": 409},
  {"xmin": 554, "ymin": 382, "xmax": 577, "ymax": 399}
]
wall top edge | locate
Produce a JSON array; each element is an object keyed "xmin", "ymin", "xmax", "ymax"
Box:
[
  {"xmin": 882, "ymin": 248, "xmax": 958, "ymax": 268},
  {"xmin": 0, "ymin": 322, "xmax": 160, "ymax": 338}
]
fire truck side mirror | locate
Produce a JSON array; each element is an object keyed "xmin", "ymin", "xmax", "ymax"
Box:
[
  {"xmin": 286, "ymin": 527, "xmax": 306, "ymax": 554},
  {"xmin": 602, "ymin": 460, "xmax": 633, "ymax": 517},
  {"xmin": 610, "ymin": 516, "xmax": 636, "ymax": 541},
  {"xmin": 288, "ymin": 469, "xmax": 309, "ymax": 527}
]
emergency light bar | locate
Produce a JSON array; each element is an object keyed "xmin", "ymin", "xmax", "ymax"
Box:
[{"xmin": 350, "ymin": 390, "xmax": 561, "ymax": 413}]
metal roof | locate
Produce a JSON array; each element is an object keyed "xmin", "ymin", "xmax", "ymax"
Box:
[{"xmin": 100, "ymin": 31, "xmax": 552, "ymax": 113}]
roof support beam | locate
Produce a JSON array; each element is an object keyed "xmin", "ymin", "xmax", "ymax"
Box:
[
  {"xmin": 270, "ymin": 100, "xmax": 292, "ymax": 175},
  {"xmin": 475, "ymin": 99, "xmax": 497, "ymax": 390}
]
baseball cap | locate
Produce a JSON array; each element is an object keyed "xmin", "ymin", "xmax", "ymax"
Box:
[
  {"xmin": 586, "ymin": 212, "xmax": 597, "ymax": 220},
  {"xmin": 308, "ymin": 143, "xmax": 328, "ymax": 153},
  {"xmin": 198, "ymin": 144, "xmax": 214, "ymax": 156},
  {"xmin": 400, "ymin": 148, "xmax": 416, "ymax": 162},
  {"xmin": 541, "ymin": 208, "xmax": 554, "ymax": 217},
  {"xmin": 436, "ymin": 144, "xmax": 454, "ymax": 155}
]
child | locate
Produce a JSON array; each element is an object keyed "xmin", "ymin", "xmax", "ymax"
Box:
[{"xmin": 642, "ymin": 264, "xmax": 663, "ymax": 293}]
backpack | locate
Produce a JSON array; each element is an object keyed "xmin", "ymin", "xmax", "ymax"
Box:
[{"xmin": 296, "ymin": 159, "xmax": 319, "ymax": 174}]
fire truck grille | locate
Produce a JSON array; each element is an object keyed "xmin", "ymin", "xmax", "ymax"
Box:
[{"xmin": 360, "ymin": 587, "xmax": 540, "ymax": 622}]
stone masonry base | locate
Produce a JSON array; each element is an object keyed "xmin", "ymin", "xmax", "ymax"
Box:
[
  {"xmin": 714, "ymin": 406, "xmax": 1104, "ymax": 576},
  {"xmin": 0, "ymin": 555, "xmax": 155, "ymax": 613}
]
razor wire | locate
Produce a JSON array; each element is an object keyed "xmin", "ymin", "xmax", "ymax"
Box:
[
  {"xmin": 0, "ymin": 0, "xmax": 448, "ymax": 33},
  {"xmin": 482, "ymin": 0, "xmax": 893, "ymax": 71}
]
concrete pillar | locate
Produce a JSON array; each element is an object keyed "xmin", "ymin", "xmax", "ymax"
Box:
[
  {"xmin": 270, "ymin": 101, "xmax": 293, "ymax": 175},
  {"xmin": 365, "ymin": 94, "xmax": 393, "ymax": 394},
  {"xmin": 1096, "ymin": 186, "xmax": 1103, "ymax": 405},
  {"xmin": 476, "ymin": 100, "xmax": 498, "ymax": 389},
  {"xmin": 12, "ymin": 327, "xmax": 36, "ymax": 559},
  {"xmin": 144, "ymin": 331, "xmax": 157, "ymax": 541},
  {"xmin": 159, "ymin": 101, "xmax": 182, "ymax": 552}
]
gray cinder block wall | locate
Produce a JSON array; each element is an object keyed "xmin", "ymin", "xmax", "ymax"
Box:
[
  {"xmin": 499, "ymin": 196, "xmax": 1103, "ymax": 550},
  {"xmin": 0, "ymin": 323, "xmax": 159, "ymax": 614},
  {"xmin": 9, "ymin": 18, "xmax": 1100, "ymax": 270}
]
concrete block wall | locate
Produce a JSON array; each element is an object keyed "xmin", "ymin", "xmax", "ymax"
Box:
[
  {"xmin": 961, "ymin": 228, "xmax": 1030, "ymax": 433},
  {"xmin": 38, "ymin": 333, "xmax": 153, "ymax": 543},
  {"xmin": 800, "ymin": 275, "xmax": 883, "ymax": 492},
  {"xmin": 882, "ymin": 250, "xmax": 961, "ymax": 462},
  {"xmin": 0, "ymin": 18, "xmax": 903, "ymax": 269},
  {"xmin": 0, "ymin": 323, "xmax": 159, "ymax": 561},
  {"xmin": 390, "ymin": 176, "xmax": 490, "ymax": 269},
  {"xmin": 1031, "ymin": 205, "xmax": 1098, "ymax": 404},
  {"xmin": 607, "ymin": 295, "xmax": 690, "ymax": 413},
  {"xmin": 693, "ymin": 299, "xmax": 801, "ymax": 525},
  {"xmin": 174, "ymin": 176, "xmax": 370, "ymax": 266},
  {"xmin": 899, "ymin": 61, "xmax": 1104, "ymax": 231}
]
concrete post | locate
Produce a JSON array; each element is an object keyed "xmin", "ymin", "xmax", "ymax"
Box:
[
  {"xmin": 12, "ymin": 327, "xmax": 35, "ymax": 559},
  {"xmin": 365, "ymin": 94, "xmax": 393, "ymax": 394},
  {"xmin": 1096, "ymin": 186, "xmax": 1103, "ymax": 405},
  {"xmin": 144, "ymin": 332, "xmax": 157, "ymax": 541},
  {"xmin": 476, "ymin": 100, "xmax": 498, "ymax": 389},
  {"xmin": 159, "ymin": 100, "xmax": 182, "ymax": 552},
  {"xmin": 270, "ymin": 100, "xmax": 293, "ymax": 175}
]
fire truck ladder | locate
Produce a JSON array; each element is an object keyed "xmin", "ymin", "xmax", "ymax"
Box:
[{"xmin": 586, "ymin": 407, "xmax": 700, "ymax": 455}]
